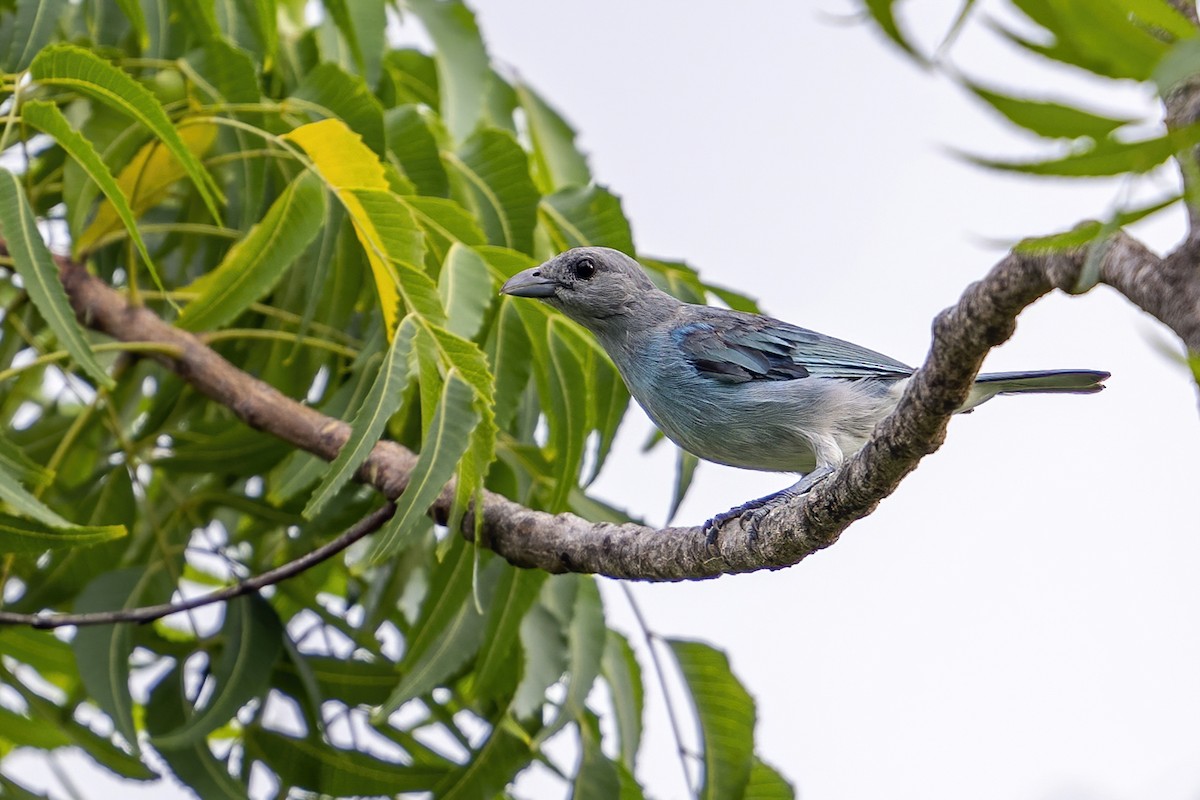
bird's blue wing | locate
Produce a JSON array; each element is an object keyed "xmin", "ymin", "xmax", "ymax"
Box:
[{"xmin": 673, "ymin": 308, "xmax": 913, "ymax": 383}]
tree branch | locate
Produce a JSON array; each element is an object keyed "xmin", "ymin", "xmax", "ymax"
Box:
[
  {"xmin": 8, "ymin": 231, "xmax": 1182, "ymax": 581},
  {"xmin": 0, "ymin": 503, "xmax": 396, "ymax": 628}
]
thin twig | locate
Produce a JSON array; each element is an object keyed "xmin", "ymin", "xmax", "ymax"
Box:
[
  {"xmin": 620, "ymin": 583, "xmax": 695, "ymax": 795},
  {"xmin": 0, "ymin": 503, "xmax": 396, "ymax": 629}
]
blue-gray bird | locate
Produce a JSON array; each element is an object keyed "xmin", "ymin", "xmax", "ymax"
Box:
[{"xmin": 500, "ymin": 247, "xmax": 1108, "ymax": 537}]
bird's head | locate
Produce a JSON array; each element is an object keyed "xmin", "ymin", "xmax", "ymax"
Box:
[{"xmin": 499, "ymin": 247, "xmax": 663, "ymax": 331}]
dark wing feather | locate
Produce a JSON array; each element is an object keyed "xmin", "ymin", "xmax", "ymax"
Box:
[{"xmin": 673, "ymin": 308, "xmax": 913, "ymax": 384}]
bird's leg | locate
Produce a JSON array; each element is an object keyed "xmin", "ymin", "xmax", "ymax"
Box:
[{"xmin": 704, "ymin": 466, "xmax": 836, "ymax": 547}]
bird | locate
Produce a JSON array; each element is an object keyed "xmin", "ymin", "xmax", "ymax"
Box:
[{"xmin": 500, "ymin": 246, "xmax": 1108, "ymax": 541}]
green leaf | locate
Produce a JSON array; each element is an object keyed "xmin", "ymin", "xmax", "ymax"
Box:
[
  {"xmin": 292, "ymin": 62, "xmax": 386, "ymax": 156},
  {"xmin": 145, "ymin": 669, "xmax": 250, "ymax": 800},
  {"xmin": 0, "ymin": 431, "xmax": 53, "ymax": 489},
  {"xmin": 377, "ymin": 557, "xmax": 501, "ymax": 715},
  {"xmin": 366, "ymin": 368, "xmax": 481, "ymax": 561},
  {"xmin": 322, "ymin": 0, "xmax": 386, "ymax": 85},
  {"xmin": 668, "ymin": 639, "xmax": 756, "ymax": 800},
  {"xmin": 1015, "ymin": 194, "xmax": 1181, "ymax": 251},
  {"xmin": 668, "ymin": 448, "xmax": 700, "ymax": 524},
  {"xmin": 448, "ymin": 128, "xmax": 540, "ymax": 253},
  {"xmin": 0, "ymin": 706, "xmax": 73, "ymax": 751},
  {"xmin": 573, "ymin": 711, "xmax": 622, "ymax": 800},
  {"xmin": 177, "ymin": 171, "xmax": 324, "ymax": 330},
  {"xmin": 540, "ymin": 185, "xmax": 636, "ymax": 253},
  {"xmin": 862, "ymin": 0, "xmax": 926, "ymax": 63},
  {"xmin": 151, "ymin": 595, "xmax": 284, "ymax": 749},
  {"xmin": 487, "ymin": 296, "xmax": 536, "ymax": 431},
  {"xmin": 0, "ymin": 511, "xmax": 125, "ymax": 555},
  {"xmin": 0, "ymin": 628, "xmax": 76, "ymax": 687},
  {"xmin": 245, "ymin": 728, "xmax": 449, "ymax": 795},
  {"xmin": 745, "ymin": 757, "xmax": 796, "ymax": 800},
  {"xmin": 965, "ymin": 83, "xmax": 1134, "ymax": 139},
  {"xmin": 305, "ymin": 319, "xmax": 415, "ymax": 518},
  {"xmin": 562, "ymin": 577, "xmax": 606, "ymax": 716},
  {"xmin": 0, "ymin": 169, "xmax": 114, "ymax": 389},
  {"xmin": 22, "ymin": 100, "xmax": 163, "ymax": 290},
  {"xmin": 1002, "ymin": 0, "xmax": 1172, "ymax": 81},
  {"xmin": 544, "ymin": 317, "xmax": 590, "ymax": 511},
  {"xmin": 517, "ymin": 83, "xmax": 591, "ymax": 192},
  {"xmin": 407, "ymin": 0, "xmax": 489, "ymax": 143},
  {"xmin": 1, "ymin": 0, "xmax": 69, "ymax": 72},
  {"xmin": 511, "ymin": 603, "xmax": 567, "ymax": 719},
  {"xmin": 601, "ymin": 630, "xmax": 644, "ymax": 769},
  {"xmin": 438, "ymin": 243, "xmax": 494, "ymax": 340},
  {"xmin": 470, "ymin": 565, "xmax": 548, "ymax": 704},
  {"xmin": 385, "ymin": 105, "xmax": 451, "ymax": 196},
  {"xmin": 30, "ymin": 44, "xmax": 224, "ymax": 223},
  {"xmin": 434, "ymin": 724, "xmax": 531, "ymax": 800},
  {"xmin": 72, "ymin": 568, "xmax": 170, "ymax": 754},
  {"xmin": 964, "ymin": 127, "xmax": 1200, "ymax": 177}
]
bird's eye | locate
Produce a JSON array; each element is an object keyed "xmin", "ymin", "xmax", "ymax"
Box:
[{"xmin": 574, "ymin": 258, "xmax": 596, "ymax": 280}]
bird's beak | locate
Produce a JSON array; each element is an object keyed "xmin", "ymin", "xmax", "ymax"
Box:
[{"xmin": 500, "ymin": 267, "xmax": 558, "ymax": 298}]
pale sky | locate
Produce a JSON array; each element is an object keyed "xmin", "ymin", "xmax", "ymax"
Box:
[{"xmin": 11, "ymin": 2, "xmax": 1200, "ymax": 799}]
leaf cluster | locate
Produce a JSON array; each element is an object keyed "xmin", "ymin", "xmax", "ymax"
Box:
[{"xmin": 0, "ymin": 1, "xmax": 781, "ymax": 797}]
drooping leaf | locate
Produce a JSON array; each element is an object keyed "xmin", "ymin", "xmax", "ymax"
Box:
[
  {"xmin": 0, "ymin": 169, "xmax": 114, "ymax": 389},
  {"xmin": 517, "ymin": 83, "xmax": 591, "ymax": 192},
  {"xmin": 438, "ymin": 243, "xmax": 493, "ymax": 340},
  {"xmin": 366, "ymin": 369, "xmax": 481, "ymax": 561},
  {"xmin": 601, "ymin": 630, "xmax": 644, "ymax": 770},
  {"xmin": 292, "ymin": 62, "xmax": 386, "ymax": 156},
  {"xmin": 22, "ymin": 100, "xmax": 163, "ymax": 289},
  {"xmin": 434, "ymin": 724, "xmax": 531, "ymax": 800},
  {"xmin": 668, "ymin": 447, "xmax": 700, "ymax": 524},
  {"xmin": 470, "ymin": 565, "xmax": 548, "ymax": 704},
  {"xmin": 407, "ymin": 0, "xmax": 490, "ymax": 143},
  {"xmin": 386, "ymin": 105, "xmax": 450, "ymax": 197},
  {"xmin": 75, "ymin": 122, "xmax": 219, "ymax": 254},
  {"xmin": 30, "ymin": 44, "xmax": 224, "ymax": 222},
  {"xmin": 245, "ymin": 728, "xmax": 449, "ymax": 795},
  {"xmin": 447, "ymin": 128, "xmax": 540, "ymax": 254},
  {"xmin": 668, "ymin": 638, "xmax": 756, "ymax": 800},
  {"xmin": 305, "ymin": 316, "xmax": 416, "ymax": 518},
  {"xmin": 145, "ymin": 668, "xmax": 251, "ymax": 800},
  {"xmin": 862, "ymin": 0, "xmax": 927, "ymax": 63},
  {"xmin": 73, "ymin": 568, "xmax": 171, "ymax": 754},
  {"xmin": 745, "ymin": 757, "xmax": 797, "ymax": 800},
  {"xmin": 151, "ymin": 595, "xmax": 284, "ymax": 749},
  {"xmin": 573, "ymin": 711, "xmax": 622, "ymax": 800},
  {"xmin": 540, "ymin": 185, "xmax": 635, "ymax": 254},
  {"xmin": 377, "ymin": 556, "xmax": 502, "ymax": 715},
  {"xmin": 176, "ymin": 170, "xmax": 325, "ymax": 330}
]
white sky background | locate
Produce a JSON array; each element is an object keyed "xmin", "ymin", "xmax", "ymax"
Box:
[
  {"xmin": 9, "ymin": 2, "xmax": 1200, "ymax": 799},
  {"xmin": 467, "ymin": 2, "xmax": 1200, "ymax": 799}
]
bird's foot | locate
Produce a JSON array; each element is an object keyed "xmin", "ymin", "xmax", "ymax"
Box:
[{"xmin": 703, "ymin": 466, "xmax": 837, "ymax": 547}]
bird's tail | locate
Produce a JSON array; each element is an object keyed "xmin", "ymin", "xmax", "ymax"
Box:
[{"xmin": 961, "ymin": 369, "xmax": 1109, "ymax": 411}]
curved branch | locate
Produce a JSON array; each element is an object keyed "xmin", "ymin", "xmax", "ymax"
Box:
[
  {"xmin": 17, "ymin": 231, "xmax": 1180, "ymax": 581},
  {"xmin": 0, "ymin": 503, "xmax": 396, "ymax": 629}
]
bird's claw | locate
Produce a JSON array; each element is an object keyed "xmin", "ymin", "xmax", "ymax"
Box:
[{"xmin": 704, "ymin": 501, "xmax": 769, "ymax": 548}]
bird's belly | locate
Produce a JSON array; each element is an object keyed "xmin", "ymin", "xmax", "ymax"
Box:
[
  {"xmin": 628, "ymin": 373, "xmax": 898, "ymax": 475},
  {"xmin": 633, "ymin": 383, "xmax": 822, "ymax": 473}
]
